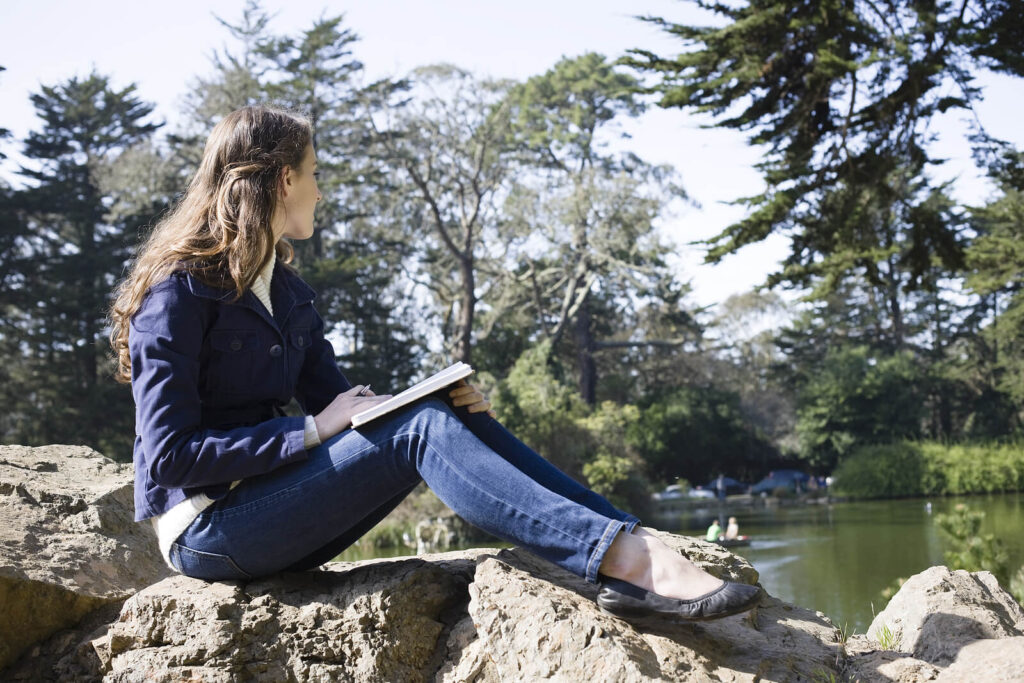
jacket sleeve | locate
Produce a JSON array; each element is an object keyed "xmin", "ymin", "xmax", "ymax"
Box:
[
  {"xmin": 130, "ymin": 279, "xmax": 309, "ymax": 490},
  {"xmin": 293, "ymin": 305, "xmax": 352, "ymax": 416}
]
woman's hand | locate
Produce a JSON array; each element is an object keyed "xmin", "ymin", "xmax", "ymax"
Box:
[
  {"xmin": 449, "ymin": 379, "xmax": 497, "ymax": 418},
  {"xmin": 313, "ymin": 385, "xmax": 391, "ymax": 441}
]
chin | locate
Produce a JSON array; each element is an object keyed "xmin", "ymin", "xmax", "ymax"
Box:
[{"xmin": 285, "ymin": 225, "xmax": 315, "ymax": 241}]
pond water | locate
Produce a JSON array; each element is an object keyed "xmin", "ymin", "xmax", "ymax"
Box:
[
  {"xmin": 659, "ymin": 492, "xmax": 1024, "ymax": 632},
  {"xmin": 335, "ymin": 492, "xmax": 1024, "ymax": 634}
]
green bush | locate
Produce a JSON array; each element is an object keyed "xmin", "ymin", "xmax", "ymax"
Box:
[
  {"xmin": 833, "ymin": 441, "xmax": 1024, "ymax": 498},
  {"xmin": 935, "ymin": 504, "xmax": 1010, "ymax": 585},
  {"xmin": 494, "ymin": 343, "xmax": 651, "ymax": 514}
]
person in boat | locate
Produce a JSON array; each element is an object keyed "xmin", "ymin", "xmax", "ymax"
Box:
[
  {"xmin": 724, "ymin": 517, "xmax": 739, "ymax": 540},
  {"xmin": 706, "ymin": 519, "xmax": 723, "ymax": 542}
]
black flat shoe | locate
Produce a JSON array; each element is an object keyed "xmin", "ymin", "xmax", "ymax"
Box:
[{"xmin": 596, "ymin": 577, "xmax": 762, "ymax": 624}]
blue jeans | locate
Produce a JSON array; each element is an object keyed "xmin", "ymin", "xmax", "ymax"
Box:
[{"xmin": 170, "ymin": 398, "xmax": 640, "ymax": 583}]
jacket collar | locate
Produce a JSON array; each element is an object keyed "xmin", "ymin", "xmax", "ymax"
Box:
[{"xmin": 178, "ymin": 263, "xmax": 316, "ymax": 329}]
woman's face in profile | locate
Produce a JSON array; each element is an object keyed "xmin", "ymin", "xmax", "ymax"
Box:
[{"xmin": 277, "ymin": 144, "xmax": 321, "ymax": 241}]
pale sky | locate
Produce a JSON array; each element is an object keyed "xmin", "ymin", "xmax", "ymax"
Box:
[{"xmin": 2, "ymin": 1, "xmax": 1021, "ymax": 313}]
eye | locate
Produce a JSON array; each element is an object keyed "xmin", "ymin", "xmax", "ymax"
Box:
[{"xmin": 313, "ymin": 172, "xmax": 321, "ymax": 178}]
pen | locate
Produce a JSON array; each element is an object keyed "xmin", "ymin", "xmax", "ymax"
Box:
[{"xmin": 357, "ymin": 384, "xmax": 371, "ymax": 396}]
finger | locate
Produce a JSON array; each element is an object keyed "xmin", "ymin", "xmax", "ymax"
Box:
[
  {"xmin": 487, "ymin": 409, "xmax": 497, "ymax": 418},
  {"xmin": 467, "ymin": 400, "xmax": 492, "ymax": 414},
  {"xmin": 448, "ymin": 384, "xmax": 476, "ymax": 397},
  {"xmin": 451, "ymin": 392, "xmax": 483, "ymax": 407},
  {"xmin": 342, "ymin": 385, "xmax": 363, "ymax": 396}
]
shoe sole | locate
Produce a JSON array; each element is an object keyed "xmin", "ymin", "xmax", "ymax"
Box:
[{"xmin": 597, "ymin": 594, "xmax": 761, "ymax": 625}]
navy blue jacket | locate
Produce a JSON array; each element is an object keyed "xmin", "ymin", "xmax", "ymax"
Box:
[{"xmin": 129, "ymin": 262, "xmax": 351, "ymax": 521}]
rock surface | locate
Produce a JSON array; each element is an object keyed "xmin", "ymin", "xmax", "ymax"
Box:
[
  {"xmin": 867, "ymin": 565, "xmax": 1024, "ymax": 667},
  {"xmin": 935, "ymin": 636, "xmax": 1024, "ymax": 682},
  {"xmin": 97, "ymin": 532, "xmax": 849, "ymax": 682},
  {"xmin": 4, "ymin": 446, "xmax": 1024, "ymax": 681},
  {"xmin": 0, "ymin": 445, "xmax": 169, "ymax": 670}
]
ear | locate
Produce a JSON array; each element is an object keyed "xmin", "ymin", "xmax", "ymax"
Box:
[{"xmin": 278, "ymin": 165, "xmax": 295, "ymax": 198}]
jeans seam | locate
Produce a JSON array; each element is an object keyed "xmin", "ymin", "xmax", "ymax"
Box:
[{"xmin": 171, "ymin": 541, "xmax": 254, "ymax": 580}]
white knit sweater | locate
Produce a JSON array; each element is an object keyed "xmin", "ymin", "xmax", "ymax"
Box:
[{"xmin": 152, "ymin": 252, "xmax": 322, "ymax": 568}]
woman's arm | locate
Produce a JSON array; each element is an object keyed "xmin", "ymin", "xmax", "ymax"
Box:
[{"xmin": 131, "ymin": 279, "xmax": 309, "ymax": 489}]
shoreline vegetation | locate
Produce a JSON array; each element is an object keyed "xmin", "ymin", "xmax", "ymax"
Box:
[
  {"xmin": 833, "ymin": 441, "xmax": 1024, "ymax": 499},
  {"xmin": 351, "ymin": 440, "xmax": 1024, "ymax": 553}
]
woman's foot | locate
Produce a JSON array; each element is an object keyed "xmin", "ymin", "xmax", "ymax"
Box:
[
  {"xmin": 599, "ymin": 526, "xmax": 723, "ymax": 601},
  {"xmin": 597, "ymin": 526, "xmax": 761, "ymax": 623}
]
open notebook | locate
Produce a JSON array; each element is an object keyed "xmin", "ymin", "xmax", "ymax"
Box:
[{"xmin": 350, "ymin": 362, "xmax": 474, "ymax": 428}]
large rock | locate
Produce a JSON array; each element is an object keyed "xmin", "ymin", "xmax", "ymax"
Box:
[
  {"xmin": 100, "ymin": 533, "xmax": 848, "ymax": 682},
  {"xmin": 7, "ymin": 448, "xmax": 1023, "ymax": 682},
  {"xmin": 0, "ymin": 445, "xmax": 169, "ymax": 670},
  {"xmin": 843, "ymin": 635, "xmax": 942, "ymax": 682},
  {"xmin": 867, "ymin": 565, "xmax": 1024, "ymax": 667},
  {"xmin": 438, "ymin": 548, "xmax": 840, "ymax": 682},
  {"xmin": 104, "ymin": 553, "xmax": 482, "ymax": 682}
]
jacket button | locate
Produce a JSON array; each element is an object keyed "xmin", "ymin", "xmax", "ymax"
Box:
[
  {"xmin": 230, "ymin": 339, "xmax": 243, "ymax": 351},
  {"xmin": 269, "ymin": 344, "xmax": 283, "ymax": 357},
  {"xmin": 297, "ymin": 335, "xmax": 305, "ymax": 346}
]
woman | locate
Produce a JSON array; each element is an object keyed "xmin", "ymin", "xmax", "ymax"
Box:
[{"xmin": 108, "ymin": 105, "xmax": 760, "ymax": 624}]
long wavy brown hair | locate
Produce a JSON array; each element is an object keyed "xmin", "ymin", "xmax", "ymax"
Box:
[{"xmin": 108, "ymin": 105, "xmax": 313, "ymax": 384}]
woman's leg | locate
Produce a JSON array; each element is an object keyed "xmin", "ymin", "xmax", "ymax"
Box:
[
  {"xmin": 174, "ymin": 399, "xmax": 628, "ymax": 582},
  {"xmin": 448, "ymin": 407, "xmax": 726, "ymax": 600},
  {"xmin": 447, "ymin": 405, "xmax": 640, "ymax": 531}
]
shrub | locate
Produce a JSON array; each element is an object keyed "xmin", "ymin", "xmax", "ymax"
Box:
[
  {"xmin": 935, "ymin": 504, "xmax": 1011, "ymax": 587},
  {"xmin": 834, "ymin": 441, "xmax": 1024, "ymax": 498}
]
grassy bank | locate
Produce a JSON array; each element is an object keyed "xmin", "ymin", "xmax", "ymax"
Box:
[{"xmin": 833, "ymin": 441, "xmax": 1024, "ymax": 499}]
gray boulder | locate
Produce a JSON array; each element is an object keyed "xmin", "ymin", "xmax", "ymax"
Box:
[
  {"xmin": 867, "ymin": 565, "xmax": 1024, "ymax": 667},
  {"xmin": 0, "ymin": 445, "xmax": 169, "ymax": 671}
]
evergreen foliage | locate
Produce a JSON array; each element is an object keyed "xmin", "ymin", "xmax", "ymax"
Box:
[
  {"xmin": 503, "ymin": 53, "xmax": 691, "ymax": 404},
  {"xmin": 1, "ymin": 6, "xmax": 1021, "ymax": 500},
  {"xmin": 1, "ymin": 72, "xmax": 160, "ymax": 458},
  {"xmin": 627, "ymin": 1, "xmax": 1023, "ymax": 311}
]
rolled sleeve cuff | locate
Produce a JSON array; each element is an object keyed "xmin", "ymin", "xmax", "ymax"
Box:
[{"xmin": 303, "ymin": 414, "xmax": 321, "ymax": 450}]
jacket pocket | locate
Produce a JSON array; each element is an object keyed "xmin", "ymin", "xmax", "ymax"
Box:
[
  {"xmin": 288, "ymin": 328, "xmax": 311, "ymax": 351},
  {"xmin": 206, "ymin": 329, "xmax": 259, "ymax": 394},
  {"xmin": 286, "ymin": 327, "xmax": 311, "ymax": 388}
]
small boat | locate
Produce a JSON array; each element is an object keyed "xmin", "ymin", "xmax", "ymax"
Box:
[{"xmin": 714, "ymin": 536, "xmax": 751, "ymax": 548}]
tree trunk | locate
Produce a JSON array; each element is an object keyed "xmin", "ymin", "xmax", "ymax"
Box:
[
  {"xmin": 454, "ymin": 255, "xmax": 475, "ymax": 364},
  {"xmin": 574, "ymin": 298, "xmax": 597, "ymax": 406}
]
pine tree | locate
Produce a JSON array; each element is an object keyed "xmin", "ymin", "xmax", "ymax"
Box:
[
  {"xmin": 3, "ymin": 72, "xmax": 159, "ymax": 456},
  {"xmin": 626, "ymin": 1, "xmax": 1023, "ymax": 347}
]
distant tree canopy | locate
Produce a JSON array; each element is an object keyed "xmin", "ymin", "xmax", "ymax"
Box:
[
  {"xmin": 0, "ymin": 3, "xmax": 1020, "ymax": 492},
  {"xmin": 625, "ymin": 0, "xmax": 1024, "ymax": 466},
  {"xmin": 626, "ymin": 0, "xmax": 1023, "ymax": 345}
]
